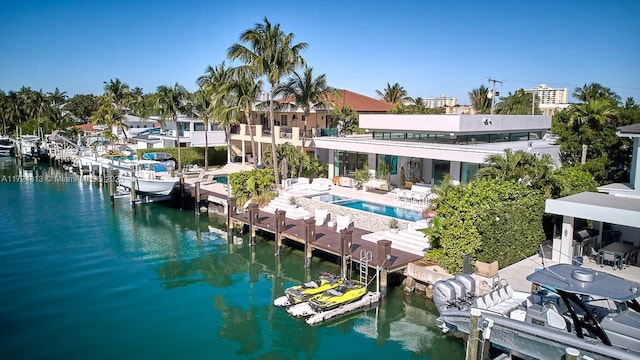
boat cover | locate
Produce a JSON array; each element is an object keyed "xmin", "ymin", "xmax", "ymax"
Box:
[{"xmin": 526, "ymin": 264, "xmax": 640, "ymax": 301}]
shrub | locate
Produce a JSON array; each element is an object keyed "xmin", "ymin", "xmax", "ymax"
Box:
[{"xmin": 229, "ymin": 168, "xmax": 275, "ymax": 207}]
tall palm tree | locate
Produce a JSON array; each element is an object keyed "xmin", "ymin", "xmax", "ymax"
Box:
[
  {"xmin": 375, "ymin": 82, "xmax": 407, "ymax": 104},
  {"xmin": 573, "ymin": 83, "xmax": 620, "ymax": 104},
  {"xmin": 102, "ymin": 78, "xmax": 134, "ymax": 139},
  {"xmin": 468, "ymin": 85, "xmax": 491, "ymax": 114},
  {"xmin": 277, "ymin": 67, "xmax": 332, "ymax": 158},
  {"xmin": 48, "ymin": 87, "xmax": 68, "ymax": 108},
  {"xmin": 406, "ymin": 96, "xmax": 427, "ymax": 113},
  {"xmin": 156, "ymin": 83, "xmax": 191, "ymax": 172},
  {"xmin": 228, "ymin": 17, "xmax": 308, "ymax": 188},
  {"xmin": 228, "ymin": 67, "xmax": 263, "ymax": 168},
  {"xmin": 192, "ymin": 88, "xmax": 214, "ymax": 171},
  {"xmin": 198, "ymin": 62, "xmax": 233, "ymax": 164}
]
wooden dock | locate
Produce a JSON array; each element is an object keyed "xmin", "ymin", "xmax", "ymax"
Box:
[{"xmin": 183, "ymin": 181, "xmax": 423, "ymax": 274}]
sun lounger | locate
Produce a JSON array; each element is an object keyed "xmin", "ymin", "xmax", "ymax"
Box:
[
  {"xmin": 336, "ymin": 215, "xmax": 353, "ymax": 233},
  {"xmin": 311, "ymin": 178, "xmax": 332, "ymax": 192}
]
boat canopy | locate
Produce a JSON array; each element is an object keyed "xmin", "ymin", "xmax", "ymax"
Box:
[{"xmin": 526, "ymin": 264, "xmax": 640, "ymax": 302}]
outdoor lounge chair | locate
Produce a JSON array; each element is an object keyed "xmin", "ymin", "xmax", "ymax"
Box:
[
  {"xmin": 315, "ymin": 208, "xmax": 328, "ymax": 226},
  {"xmin": 335, "ymin": 215, "xmax": 353, "ymax": 233}
]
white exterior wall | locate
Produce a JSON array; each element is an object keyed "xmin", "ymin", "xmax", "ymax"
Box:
[{"xmin": 359, "ymin": 114, "xmax": 551, "ymax": 133}]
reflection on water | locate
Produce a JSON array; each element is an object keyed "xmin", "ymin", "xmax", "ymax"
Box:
[{"xmin": 0, "ymin": 161, "xmax": 464, "ymax": 359}]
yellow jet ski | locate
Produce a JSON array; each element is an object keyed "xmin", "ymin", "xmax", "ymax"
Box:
[
  {"xmin": 308, "ymin": 280, "xmax": 367, "ymax": 312},
  {"xmin": 284, "ymin": 273, "xmax": 343, "ymax": 306}
]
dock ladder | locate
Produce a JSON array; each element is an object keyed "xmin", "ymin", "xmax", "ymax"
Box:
[{"xmin": 359, "ymin": 249, "xmax": 372, "ymax": 285}]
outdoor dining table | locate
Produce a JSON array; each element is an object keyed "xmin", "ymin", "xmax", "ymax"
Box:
[{"xmin": 597, "ymin": 242, "xmax": 636, "ymax": 270}]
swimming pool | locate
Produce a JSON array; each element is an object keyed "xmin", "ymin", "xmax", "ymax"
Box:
[{"xmin": 307, "ymin": 194, "xmax": 422, "ymax": 221}]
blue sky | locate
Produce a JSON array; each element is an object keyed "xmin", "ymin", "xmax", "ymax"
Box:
[{"xmin": 1, "ymin": 0, "xmax": 639, "ymax": 104}]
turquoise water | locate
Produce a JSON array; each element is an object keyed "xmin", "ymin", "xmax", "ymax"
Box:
[
  {"xmin": 307, "ymin": 194, "xmax": 422, "ymax": 222},
  {"xmin": 0, "ymin": 159, "xmax": 464, "ymax": 359}
]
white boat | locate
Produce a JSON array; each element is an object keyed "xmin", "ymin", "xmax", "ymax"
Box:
[
  {"xmin": 18, "ymin": 135, "xmax": 47, "ymax": 159},
  {"xmin": 117, "ymin": 160, "xmax": 179, "ymax": 196},
  {"xmin": 434, "ymin": 265, "xmax": 640, "ymax": 360},
  {"xmin": 0, "ymin": 136, "xmax": 14, "ymax": 156}
]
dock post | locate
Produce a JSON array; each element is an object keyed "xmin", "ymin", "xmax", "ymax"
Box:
[
  {"xmin": 377, "ymin": 240, "xmax": 392, "ymax": 296},
  {"xmin": 130, "ymin": 173, "xmax": 137, "ymax": 210},
  {"xmin": 339, "ymin": 227, "xmax": 354, "ymax": 280},
  {"xmin": 108, "ymin": 167, "xmax": 115, "ymax": 206},
  {"xmin": 179, "ymin": 176, "xmax": 185, "ymax": 210},
  {"xmin": 247, "ymin": 202, "xmax": 259, "ymax": 246},
  {"xmin": 195, "ymin": 181, "xmax": 201, "ymax": 217},
  {"xmin": 466, "ymin": 309, "xmax": 481, "ymax": 360},
  {"xmin": 274, "ymin": 209, "xmax": 286, "ymax": 255},
  {"xmin": 227, "ymin": 197, "xmax": 237, "ymax": 236},
  {"xmin": 564, "ymin": 348, "xmax": 580, "ymax": 360},
  {"xmin": 303, "ymin": 217, "xmax": 315, "ymax": 268}
]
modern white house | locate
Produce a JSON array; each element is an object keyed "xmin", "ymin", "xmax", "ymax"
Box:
[
  {"xmin": 133, "ymin": 116, "xmax": 227, "ymax": 151},
  {"xmin": 312, "ymin": 113, "xmax": 558, "ymax": 187},
  {"xmin": 545, "ymin": 123, "xmax": 640, "ymax": 264}
]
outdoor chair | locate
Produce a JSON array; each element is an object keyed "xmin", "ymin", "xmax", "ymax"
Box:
[
  {"xmin": 335, "ymin": 215, "xmax": 353, "ymax": 233},
  {"xmin": 623, "ymin": 241, "xmax": 639, "ymax": 265},
  {"xmin": 314, "ymin": 208, "xmax": 328, "ymax": 226}
]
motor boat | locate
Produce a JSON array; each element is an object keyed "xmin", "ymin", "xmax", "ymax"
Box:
[
  {"xmin": 116, "ymin": 159, "xmax": 179, "ymax": 196},
  {"xmin": 0, "ymin": 136, "xmax": 14, "ymax": 156},
  {"xmin": 307, "ymin": 280, "xmax": 367, "ymax": 312},
  {"xmin": 434, "ymin": 265, "xmax": 640, "ymax": 360},
  {"xmin": 273, "ymin": 273, "xmax": 343, "ymax": 307},
  {"xmin": 18, "ymin": 135, "xmax": 47, "ymax": 159}
]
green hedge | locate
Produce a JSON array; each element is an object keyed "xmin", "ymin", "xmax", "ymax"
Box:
[
  {"xmin": 229, "ymin": 168, "xmax": 276, "ymax": 207},
  {"xmin": 430, "ymin": 179, "xmax": 545, "ymax": 274},
  {"xmin": 136, "ymin": 146, "xmax": 227, "ymax": 167}
]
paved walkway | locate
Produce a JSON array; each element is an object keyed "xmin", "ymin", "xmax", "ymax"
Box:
[{"xmin": 499, "ymin": 253, "xmax": 640, "ymax": 292}]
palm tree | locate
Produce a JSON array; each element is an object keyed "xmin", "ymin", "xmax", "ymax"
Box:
[
  {"xmin": 228, "ymin": 67, "xmax": 263, "ymax": 168},
  {"xmin": 573, "ymin": 83, "xmax": 620, "ymax": 104},
  {"xmin": 468, "ymin": 85, "xmax": 491, "ymax": 114},
  {"xmin": 102, "ymin": 78, "xmax": 134, "ymax": 139},
  {"xmin": 277, "ymin": 67, "xmax": 332, "ymax": 160},
  {"xmin": 156, "ymin": 83, "xmax": 191, "ymax": 172},
  {"xmin": 198, "ymin": 62, "xmax": 233, "ymax": 164},
  {"xmin": 406, "ymin": 96, "xmax": 427, "ymax": 113},
  {"xmin": 192, "ymin": 88, "xmax": 214, "ymax": 171},
  {"xmin": 48, "ymin": 87, "xmax": 68, "ymax": 108},
  {"xmin": 568, "ymin": 99, "xmax": 618, "ymax": 129},
  {"xmin": 228, "ymin": 17, "xmax": 308, "ymax": 188},
  {"xmin": 375, "ymin": 82, "xmax": 407, "ymax": 104}
]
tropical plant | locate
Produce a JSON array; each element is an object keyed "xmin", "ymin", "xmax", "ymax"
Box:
[
  {"xmin": 468, "ymin": 85, "xmax": 491, "ymax": 114},
  {"xmin": 573, "ymin": 83, "xmax": 620, "ymax": 105},
  {"xmin": 375, "ymin": 82, "xmax": 407, "ymax": 104},
  {"xmin": 328, "ymin": 105, "xmax": 361, "ymax": 135},
  {"xmin": 229, "ymin": 168, "xmax": 276, "ymax": 207},
  {"xmin": 389, "ymin": 218, "xmax": 399, "ymax": 230},
  {"xmin": 155, "ymin": 83, "xmax": 192, "ymax": 172},
  {"xmin": 64, "ymin": 94, "xmax": 99, "ymax": 123},
  {"xmin": 228, "ymin": 17, "xmax": 308, "ymax": 189},
  {"xmin": 192, "ymin": 88, "xmax": 214, "ymax": 171},
  {"xmin": 494, "ymin": 89, "xmax": 536, "ymax": 115},
  {"xmin": 199, "ymin": 62, "xmax": 234, "ymax": 164},
  {"xmin": 277, "ymin": 67, "xmax": 332, "ymax": 164}
]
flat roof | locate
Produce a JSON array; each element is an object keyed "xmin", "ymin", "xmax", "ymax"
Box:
[{"xmin": 545, "ymin": 192, "xmax": 640, "ymax": 228}]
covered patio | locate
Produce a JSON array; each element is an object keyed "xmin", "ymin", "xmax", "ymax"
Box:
[{"xmin": 545, "ymin": 192, "xmax": 640, "ymax": 267}]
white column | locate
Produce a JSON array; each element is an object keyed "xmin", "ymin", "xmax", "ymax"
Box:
[
  {"xmin": 257, "ymin": 142, "xmax": 262, "ymax": 165},
  {"xmin": 558, "ymin": 216, "xmax": 575, "ymax": 264},
  {"xmin": 327, "ymin": 149, "xmax": 335, "ymax": 179},
  {"xmin": 450, "ymin": 161, "xmax": 461, "ymax": 184},
  {"xmin": 241, "ymin": 141, "xmax": 246, "ymax": 165}
]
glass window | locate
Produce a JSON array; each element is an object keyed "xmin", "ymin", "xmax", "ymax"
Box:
[
  {"xmin": 433, "ymin": 160, "xmax": 450, "ymax": 185},
  {"xmin": 194, "ymin": 122, "xmax": 205, "ymax": 131},
  {"xmin": 460, "ymin": 162, "xmax": 480, "ymax": 184},
  {"xmin": 279, "ymin": 115, "xmax": 288, "ymax": 126}
]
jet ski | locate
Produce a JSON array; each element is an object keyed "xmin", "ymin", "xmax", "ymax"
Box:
[
  {"xmin": 274, "ymin": 273, "xmax": 343, "ymax": 307},
  {"xmin": 307, "ymin": 280, "xmax": 367, "ymax": 312}
]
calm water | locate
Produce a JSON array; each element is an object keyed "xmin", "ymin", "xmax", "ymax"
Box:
[
  {"xmin": 0, "ymin": 159, "xmax": 464, "ymax": 359},
  {"xmin": 307, "ymin": 194, "xmax": 422, "ymax": 222}
]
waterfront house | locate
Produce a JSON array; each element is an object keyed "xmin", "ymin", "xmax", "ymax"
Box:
[
  {"xmin": 313, "ymin": 113, "xmax": 559, "ymax": 187},
  {"xmin": 227, "ymin": 89, "xmax": 393, "ymax": 165}
]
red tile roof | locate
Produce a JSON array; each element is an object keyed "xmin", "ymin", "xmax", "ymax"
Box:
[
  {"xmin": 279, "ymin": 89, "xmax": 393, "ymax": 113},
  {"xmin": 74, "ymin": 123, "xmax": 103, "ymax": 132}
]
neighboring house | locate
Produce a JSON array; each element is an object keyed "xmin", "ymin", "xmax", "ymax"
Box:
[
  {"xmin": 313, "ymin": 113, "xmax": 558, "ymax": 186},
  {"xmin": 545, "ymin": 123, "xmax": 640, "ymax": 264},
  {"xmin": 228, "ymin": 89, "xmax": 393, "ymax": 165},
  {"xmin": 144, "ymin": 115, "xmax": 227, "ymax": 149},
  {"xmin": 74, "ymin": 123, "xmax": 108, "ymax": 136}
]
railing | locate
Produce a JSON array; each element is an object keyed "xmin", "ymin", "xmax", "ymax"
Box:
[{"xmin": 319, "ymin": 128, "xmax": 339, "ymax": 137}]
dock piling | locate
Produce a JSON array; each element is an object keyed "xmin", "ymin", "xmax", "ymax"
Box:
[
  {"xmin": 108, "ymin": 167, "xmax": 115, "ymax": 206},
  {"xmin": 274, "ymin": 209, "xmax": 286, "ymax": 255},
  {"xmin": 195, "ymin": 182, "xmax": 201, "ymax": 217},
  {"xmin": 303, "ymin": 217, "xmax": 315, "ymax": 268},
  {"xmin": 340, "ymin": 227, "xmax": 353, "ymax": 280},
  {"xmin": 227, "ymin": 197, "xmax": 237, "ymax": 236},
  {"xmin": 377, "ymin": 240, "xmax": 392, "ymax": 296},
  {"xmin": 466, "ymin": 309, "xmax": 481, "ymax": 360},
  {"xmin": 247, "ymin": 202, "xmax": 259, "ymax": 246},
  {"xmin": 130, "ymin": 173, "xmax": 137, "ymax": 210}
]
